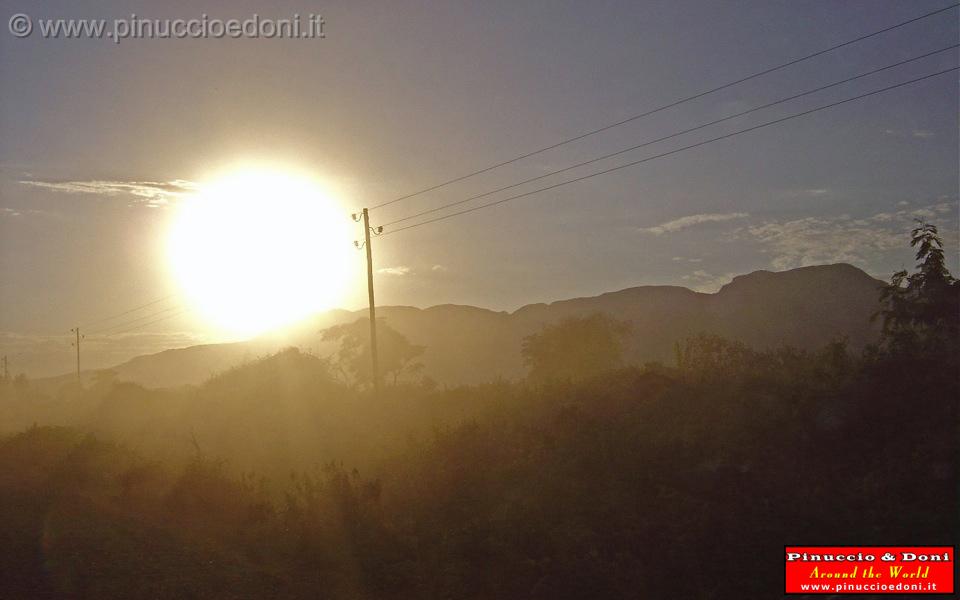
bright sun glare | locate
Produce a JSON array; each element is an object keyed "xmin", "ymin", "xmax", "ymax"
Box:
[{"xmin": 166, "ymin": 166, "xmax": 355, "ymax": 337}]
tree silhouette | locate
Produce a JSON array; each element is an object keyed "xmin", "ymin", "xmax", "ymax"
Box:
[
  {"xmin": 877, "ymin": 220, "xmax": 959, "ymax": 356},
  {"xmin": 521, "ymin": 314, "xmax": 631, "ymax": 383},
  {"xmin": 674, "ymin": 334, "xmax": 754, "ymax": 381},
  {"xmin": 321, "ymin": 318, "xmax": 426, "ymax": 387}
]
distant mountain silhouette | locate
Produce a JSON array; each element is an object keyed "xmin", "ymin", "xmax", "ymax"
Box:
[{"xmin": 40, "ymin": 264, "xmax": 885, "ymax": 389}]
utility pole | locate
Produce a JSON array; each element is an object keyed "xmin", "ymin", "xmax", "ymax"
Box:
[
  {"xmin": 354, "ymin": 209, "xmax": 382, "ymax": 394},
  {"xmin": 70, "ymin": 327, "xmax": 82, "ymax": 385}
]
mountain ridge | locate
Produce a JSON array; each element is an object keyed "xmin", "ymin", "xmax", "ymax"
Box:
[{"xmin": 39, "ymin": 263, "xmax": 886, "ymax": 390}]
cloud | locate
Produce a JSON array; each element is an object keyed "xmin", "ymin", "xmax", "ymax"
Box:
[
  {"xmin": 739, "ymin": 201, "xmax": 958, "ymax": 270},
  {"xmin": 19, "ymin": 179, "xmax": 198, "ymax": 207},
  {"xmin": 681, "ymin": 269, "xmax": 736, "ymax": 293},
  {"xmin": 641, "ymin": 212, "xmax": 748, "ymax": 235},
  {"xmin": 780, "ymin": 188, "xmax": 832, "ymax": 200},
  {"xmin": 0, "ymin": 206, "xmax": 58, "ymax": 219},
  {"xmin": 744, "ymin": 218, "xmax": 903, "ymax": 270},
  {"xmin": 881, "ymin": 129, "xmax": 935, "ymax": 140},
  {"xmin": 869, "ymin": 202, "xmax": 954, "ymax": 223},
  {"xmin": 377, "ymin": 264, "xmax": 447, "ymax": 276}
]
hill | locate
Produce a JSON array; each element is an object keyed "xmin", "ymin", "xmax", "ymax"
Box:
[{"xmin": 40, "ymin": 263, "xmax": 885, "ymax": 389}]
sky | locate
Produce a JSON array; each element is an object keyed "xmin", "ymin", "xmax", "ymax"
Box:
[{"xmin": 1, "ymin": 0, "xmax": 957, "ymax": 376}]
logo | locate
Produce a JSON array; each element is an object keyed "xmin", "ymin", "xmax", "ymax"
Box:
[{"xmin": 785, "ymin": 546, "xmax": 954, "ymax": 594}]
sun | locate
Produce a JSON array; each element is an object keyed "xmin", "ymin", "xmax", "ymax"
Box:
[{"xmin": 166, "ymin": 166, "xmax": 356, "ymax": 336}]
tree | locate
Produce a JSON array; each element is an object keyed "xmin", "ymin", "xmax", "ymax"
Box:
[
  {"xmin": 521, "ymin": 314, "xmax": 631, "ymax": 383},
  {"xmin": 91, "ymin": 369, "xmax": 119, "ymax": 390},
  {"xmin": 12, "ymin": 373, "xmax": 28, "ymax": 391},
  {"xmin": 321, "ymin": 318, "xmax": 426, "ymax": 387},
  {"xmin": 877, "ymin": 221, "xmax": 959, "ymax": 356},
  {"xmin": 673, "ymin": 334, "xmax": 755, "ymax": 381}
]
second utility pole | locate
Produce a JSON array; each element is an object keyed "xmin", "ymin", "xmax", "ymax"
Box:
[
  {"xmin": 70, "ymin": 326, "xmax": 82, "ymax": 385},
  {"xmin": 361, "ymin": 208, "xmax": 382, "ymax": 394}
]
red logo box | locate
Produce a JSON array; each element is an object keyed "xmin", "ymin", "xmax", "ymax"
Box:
[{"xmin": 785, "ymin": 546, "xmax": 954, "ymax": 595}]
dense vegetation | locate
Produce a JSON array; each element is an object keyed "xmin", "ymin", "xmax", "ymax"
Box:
[{"xmin": 0, "ymin": 224, "xmax": 955, "ymax": 599}]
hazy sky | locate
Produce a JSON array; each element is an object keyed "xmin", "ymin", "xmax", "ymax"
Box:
[{"xmin": 1, "ymin": 0, "xmax": 957, "ymax": 375}]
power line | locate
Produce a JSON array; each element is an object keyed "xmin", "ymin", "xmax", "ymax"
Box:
[
  {"xmin": 87, "ymin": 304, "xmax": 184, "ymax": 336},
  {"xmin": 379, "ymin": 44, "xmax": 958, "ymax": 228},
  {"xmin": 379, "ymin": 67, "xmax": 957, "ymax": 237},
  {"xmin": 86, "ymin": 304, "xmax": 185, "ymax": 336},
  {"xmin": 369, "ymin": 2, "xmax": 959, "ymax": 211},
  {"xmin": 80, "ymin": 293, "xmax": 179, "ymax": 328},
  {"xmin": 93, "ymin": 308, "xmax": 191, "ymax": 338},
  {"xmin": 110, "ymin": 309, "xmax": 189, "ymax": 336}
]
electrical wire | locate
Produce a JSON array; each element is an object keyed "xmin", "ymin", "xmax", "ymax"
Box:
[
  {"xmin": 80, "ymin": 293, "xmax": 179, "ymax": 328},
  {"xmin": 86, "ymin": 304, "xmax": 185, "ymax": 336},
  {"xmin": 379, "ymin": 67, "xmax": 957, "ymax": 236},
  {"xmin": 368, "ymin": 3, "xmax": 959, "ymax": 211},
  {"xmin": 89, "ymin": 308, "xmax": 191, "ymax": 338},
  {"xmin": 100, "ymin": 309, "xmax": 190, "ymax": 337},
  {"xmin": 378, "ymin": 44, "xmax": 958, "ymax": 228}
]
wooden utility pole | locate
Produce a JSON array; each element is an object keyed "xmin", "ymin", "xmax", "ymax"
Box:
[
  {"xmin": 70, "ymin": 327, "xmax": 82, "ymax": 385},
  {"xmin": 358, "ymin": 209, "xmax": 382, "ymax": 393}
]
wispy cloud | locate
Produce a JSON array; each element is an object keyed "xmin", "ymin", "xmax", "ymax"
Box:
[
  {"xmin": 431, "ymin": 264, "xmax": 448, "ymax": 272},
  {"xmin": 378, "ymin": 266, "xmax": 411, "ymax": 276},
  {"xmin": 19, "ymin": 179, "xmax": 198, "ymax": 207},
  {"xmin": 866, "ymin": 201, "xmax": 952, "ymax": 224},
  {"xmin": 740, "ymin": 201, "xmax": 957, "ymax": 270},
  {"xmin": 681, "ymin": 269, "xmax": 736, "ymax": 293},
  {"xmin": 0, "ymin": 206, "xmax": 58, "ymax": 219},
  {"xmin": 744, "ymin": 218, "xmax": 901, "ymax": 270},
  {"xmin": 882, "ymin": 128, "xmax": 935, "ymax": 140},
  {"xmin": 780, "ymin": 188, "xmax": 832, "ymax": 200},
  {"xmin": 641, "ymin": 212, "xmax": 748, "ymax": 235}
]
